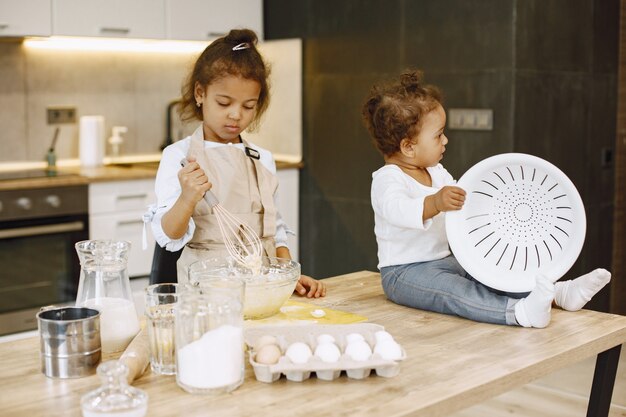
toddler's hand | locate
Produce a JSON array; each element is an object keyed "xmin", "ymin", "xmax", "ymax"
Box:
[
  {"xmin": 178, "ymin": 157, "xmax": 212, "ymax": 205},
  {"xmin": 434, "ymin": 186, "xmax": 466, "ymax": 212},
  {"xmin": 295, "ymin": 275, "xmax": 327, "ymax": 298}
]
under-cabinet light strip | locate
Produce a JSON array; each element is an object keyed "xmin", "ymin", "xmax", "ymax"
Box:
[{"xmin": 23, "ymin": 36, "xmax": 210, "ymax": 53}]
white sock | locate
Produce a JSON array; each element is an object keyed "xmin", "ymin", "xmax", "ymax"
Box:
[
  {"xmin": 554, "ymin": 268, "xmax": 611, "ymax": 311},
  {"xmin": 514, "ymin": 276, "xmax": 554, "ymax": 328}
]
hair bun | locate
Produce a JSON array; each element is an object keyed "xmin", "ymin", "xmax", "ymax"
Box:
[
  {"xmin": 225, "ymin": 28, "xmax": 258, "ymax": 46},
  {"xmin": 399, "ymin": 70, "xmax": 424, "ymax": 91}
]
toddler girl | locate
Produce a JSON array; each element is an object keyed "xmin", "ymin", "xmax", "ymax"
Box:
[
  {"xmin": 362, "ymin": 70, "xmax": 610, "ymax": 327},
  {"xmin": 150, "ymin": 29, "xmax": 325, "ymax": 298}
]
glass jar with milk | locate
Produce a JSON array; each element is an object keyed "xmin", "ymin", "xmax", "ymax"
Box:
[{"xmin": 75, "ymin": 240, "xmax": 140, "ymax": 354}]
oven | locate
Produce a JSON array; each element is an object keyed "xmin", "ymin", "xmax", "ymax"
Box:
[{"xmin": 0, "ymin": 180, "xmax": 89, "ymax": 335}]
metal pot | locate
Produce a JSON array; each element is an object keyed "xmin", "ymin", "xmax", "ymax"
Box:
[{"xmin": 37, "ymin": 306, "xmax": 101, "ymax": 378}]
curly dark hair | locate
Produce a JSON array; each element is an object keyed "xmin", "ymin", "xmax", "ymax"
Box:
[
  {"xmin": 362, "ymin": 70, "xmax": 443, "ymax": 156},
  {"xmin": 180, "ymin": 28, "xmax": 271, "ymax": 131}
]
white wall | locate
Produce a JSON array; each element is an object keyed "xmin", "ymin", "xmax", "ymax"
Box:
[{"xmin": 0, "ymin": 38, "xmax": 302, "ymax": 163}]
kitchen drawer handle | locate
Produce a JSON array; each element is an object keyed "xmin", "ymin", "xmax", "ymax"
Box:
[
  {"xmin": 100, "ymin": 27, "xmax": 130, "ymax": 34},
  {"xmin": 117, "ymin": 220, "xmax": 143, "ymax": 226},
  {"xmin": 0, "ymin": 221, "xmax": 84, "ymax": 239},
  {"xmin": 0, "ymin": 23, "xmax": 9, "ymax": 30},
  {"xmin": 208, "ymin": 31, "xmax": 226, "ymax": 38},
  {"xmin": 116, "ymin": 193, "xmax": 148, "ymax": 201}
]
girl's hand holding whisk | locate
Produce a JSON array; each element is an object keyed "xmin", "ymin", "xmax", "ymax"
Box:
[
  {"xmin": 178, "ymin": 156, "xmax": 212, "ymax": 207},
  {"xmin": 161, "ymin": 156, "xmax": 213, "ymax": 240}
]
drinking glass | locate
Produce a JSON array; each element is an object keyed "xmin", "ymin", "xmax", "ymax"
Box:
[{"xmin": 145, "ymin": 283, "xmax": 178, "ymax": 375}]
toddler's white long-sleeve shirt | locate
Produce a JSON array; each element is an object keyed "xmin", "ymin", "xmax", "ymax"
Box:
[{"xmin": 371, "ymin": 164, "xmax": 456, "ymax": 269}]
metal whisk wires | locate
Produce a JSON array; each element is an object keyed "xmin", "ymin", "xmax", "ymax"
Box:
[
  {"xmin": 180, "ymin": 159, "xmax": 262, "ymax": 268},
  {"xmin": 208, "ymin": 192, "xmax": 263, "ymax": 267}
]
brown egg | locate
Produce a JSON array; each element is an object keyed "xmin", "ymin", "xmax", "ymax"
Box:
[
  {"xmin": 254, "ymin": 335, "xmax": 278, "ymax": 351},
  {"xmin": 255, "ymin": 344, "xmax": 282, "ymax": 365}
]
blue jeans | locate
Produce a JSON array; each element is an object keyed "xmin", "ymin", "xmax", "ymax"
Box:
[{"xmin": 381, "ymin": 255, "xmax": 526, "ymax": 325}]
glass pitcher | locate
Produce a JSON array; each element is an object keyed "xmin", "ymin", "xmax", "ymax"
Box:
[{"xmin": 75, "ymin": 240, "xmax": 140, "ymax": 354}]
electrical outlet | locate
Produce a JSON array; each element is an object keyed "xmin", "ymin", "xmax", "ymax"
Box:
[
  {"xmin": 448, "ymin": 108, "xmax": 493, "ymax": 131},
  {"xmin": 47, "ymin": 107, "xmax": 76, "ymax": 124}
]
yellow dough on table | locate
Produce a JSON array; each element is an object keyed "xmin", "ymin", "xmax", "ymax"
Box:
[{"xmin": 245, "ymin": 300, "xmax": 367, "ymax": 327}]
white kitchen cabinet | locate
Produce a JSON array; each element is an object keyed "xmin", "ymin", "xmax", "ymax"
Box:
[
  {"xmin": 52, "ymin": 0, "xmax": 165, "ymax": 39},
  {"xmin": 89, "ymin": 179, "xmax": 156, "ymax": 278},
  {"xmin": 276, "ymin": 168, "xmax": 298, "ymax": 261},
  {"xmin": 0, "ymin": 0, "xmax": 51, "ymax": 37},
  {"xmin": 166, "ymin": 0, "xmax": 263, "ymax": 41}
]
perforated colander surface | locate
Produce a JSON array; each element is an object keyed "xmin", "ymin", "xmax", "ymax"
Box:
[{"xmin": 445, "ymin": 153, "xmax": 586, "ymax": 293}]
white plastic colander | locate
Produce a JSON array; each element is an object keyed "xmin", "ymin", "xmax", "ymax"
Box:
[{"xmin": 445, "ymin": 153, "xmax": 586, "ymax": 293}]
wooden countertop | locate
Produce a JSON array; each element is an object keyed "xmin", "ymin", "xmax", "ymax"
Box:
[
  {"xmin": 0, "ymin": 159, "xmax": 303, "ymax": 191},
  {"xmin": 0, "ymin": 166, "xmax": 152, "ymax": 191},
  {"xmin": 1, "ymin": 271, "xmax": 625, "ymax": 417}
]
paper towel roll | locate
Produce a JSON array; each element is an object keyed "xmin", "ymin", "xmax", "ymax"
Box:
[{"xmin": 79, "ymin": 115, "xmax": 105, "ymax": 167}]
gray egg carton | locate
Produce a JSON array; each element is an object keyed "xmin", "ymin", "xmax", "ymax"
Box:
[{"xmin": 244, "ymin": 323, "xmax": 406, "ymax": 383}]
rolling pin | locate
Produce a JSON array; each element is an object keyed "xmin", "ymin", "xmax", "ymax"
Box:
[{"xmin": 119, "ymin": 327, "xmax": 150, "ymax": 384}]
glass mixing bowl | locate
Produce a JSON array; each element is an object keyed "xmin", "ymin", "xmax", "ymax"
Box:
[{"xmin": 188, "ymin": 257, "xmax": 300, "ymax": 319}]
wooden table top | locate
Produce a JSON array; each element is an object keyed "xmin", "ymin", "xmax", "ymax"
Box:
[{"xmin": 1, "ymin": 271, "xmax": 626, "ymax": 417}]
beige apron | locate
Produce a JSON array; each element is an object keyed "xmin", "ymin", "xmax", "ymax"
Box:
[{"xmin": 176, "ymin": 126, "xmax": 279, "ymax": 284}]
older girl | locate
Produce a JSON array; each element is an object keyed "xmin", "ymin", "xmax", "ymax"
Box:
[{"xmin": 151, "ymin": 29, "xmax": 325, "ymax": 298}]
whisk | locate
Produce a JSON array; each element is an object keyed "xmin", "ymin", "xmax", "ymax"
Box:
[{"xmin": 180, "ymin": 159, "xmax": 263, "ymax": 268}]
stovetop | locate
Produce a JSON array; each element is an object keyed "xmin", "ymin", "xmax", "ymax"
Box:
[{"xmin": 0, "ymin": 169, "xmax": 78, "ymax": 181}]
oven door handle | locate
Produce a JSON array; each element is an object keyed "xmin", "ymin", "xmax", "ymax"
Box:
[{"xmin": 0, "ymin": 221, "xmax": 84, "ymax": 239}]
